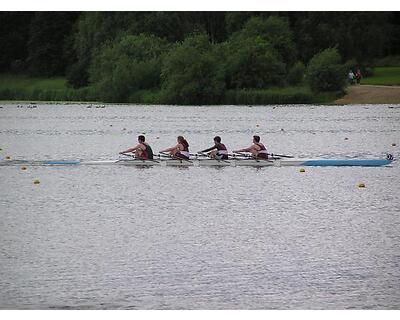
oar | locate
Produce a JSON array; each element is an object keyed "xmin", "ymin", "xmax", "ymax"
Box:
[
  {"xmin": 232, "ymin": 151, "xmax": 252, "ymax": 157},
  {"xmin": 159, "ymin": 151, "xmax": 193, "ymax": 163},
  {"xmin": 233, "ymin": 151, "xmax": 273, "ymax": 163},
  {"xmin": 269, "ymin": 153, "xmax": 294, "ymax": 158},
  {"xmin": 189, "ymin": 153, "xmax": 205, "ymax": 158},
  {"xmin": 154, "ymin": 153, "xmax": 171, "ymax": 158},
  {"xmin": 233, "ymin": 151, "xmax": 293, "ymax": 158},
  {"xmin": 198, "ymin": 152, "xmax": 230, "ymax": 163},
  {"xmin": 119, "ymin": 152, "xmax": 135, "ymax": 159},
  {"xmin": 119, "ymin": 152, "xmax": 159, "ymax": 163}
]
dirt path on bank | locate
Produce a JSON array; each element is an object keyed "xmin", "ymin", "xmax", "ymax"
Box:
[{"xmin": 335, "ymin": 85, "xmax": 400, "ymax": 104}]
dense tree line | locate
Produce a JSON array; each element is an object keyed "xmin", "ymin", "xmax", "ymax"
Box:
[{"xmin": 1, "ymin": 12, "xmax": 399, "ymax": 103}]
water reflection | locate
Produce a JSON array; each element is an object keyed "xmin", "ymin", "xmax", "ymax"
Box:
[{"xmin": 0, "ymin": 104, "xmax": 399, "ymax": 309}]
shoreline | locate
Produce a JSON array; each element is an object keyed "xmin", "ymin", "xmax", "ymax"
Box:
[
  {"xmin": 1, "ymin": 85, "xmax": 400, "ymax": 106},
  {"xmin": 335, "ymin": 85, "xmax": 400, "ymax": 104}
]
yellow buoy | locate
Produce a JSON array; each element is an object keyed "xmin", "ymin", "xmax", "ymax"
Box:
[
  {"xmin": 358, "ymin": 183, "xmax": 366, "ymax": 188},
  {"xmin": 299, "ymin": 168, "xmax": 305, "ymax": 173},
  {"xmin": 392, "ymin": 143, "xmax": 397, "ymax": 146},
  {"xmin": 33, "ymin": 179, "xmax": 40, "ymax": 184},
  {"xmin": 5, "ymin": 156, "xmax": 10, "ymax": 160},
  {"xmin": 21, "ymin": 166, "xmax": 27, "ymax": 170}
]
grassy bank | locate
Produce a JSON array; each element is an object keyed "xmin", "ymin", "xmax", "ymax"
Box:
[
  {"xmin": 362, "ymin": 67, "xmax": 400, "ymax": 86},
  {"xmin": 224, "ymin": 87, "xmax": 341, "ymax": 105},
  {"xmin": 0, "ymin": 73, "xmax": 97, "ymax": 102},
  {"xmin": 0, "ymin": 73, "xmax": 341, "ymax": 105}
]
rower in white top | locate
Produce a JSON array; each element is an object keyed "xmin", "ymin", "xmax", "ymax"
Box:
[
  {"xmin": 160, "ymin": 136, "xmax": 190, "ymax": 160},
  {"xmin": 199, "ymin": 136, "xmax": 229, "ymax": 160},
  {"xmin": 233, "ymin": 135, "xmax": 269, "ymax": 159}
]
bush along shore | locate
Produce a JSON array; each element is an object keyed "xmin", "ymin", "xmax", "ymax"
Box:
[{"xmin": 0, "ymin": 78, "xmax": 342, "ymax": 105}]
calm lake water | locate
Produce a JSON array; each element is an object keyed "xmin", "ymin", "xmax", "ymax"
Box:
[{"xmin": 0, "ymin": 103, "xmax": 399, "ymax": 309}]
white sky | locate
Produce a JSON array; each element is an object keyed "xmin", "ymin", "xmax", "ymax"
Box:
[{"xmin": 1, "ymin": 0, "xmax": 400, "ymax": 11}]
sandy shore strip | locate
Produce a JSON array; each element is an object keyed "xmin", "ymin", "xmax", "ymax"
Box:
[{"xmin": 335, "ymin": 85, "xmax": 400, "ymax": 104}]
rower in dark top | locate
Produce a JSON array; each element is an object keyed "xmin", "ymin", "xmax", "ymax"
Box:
[
  {"xmin": 233, "ymin": 135, "xmax": 269, "ymax": 159},
  {"xmin": 199, "ymin": 136, "xmax": 229, "ymax": 160},
  {"xmin": 119, "ymin": 135, "xmax": 154, "ymax": 160},
  {"xmin": 160, "ymin": 136, "xmax": 190, "ymax": 160}
]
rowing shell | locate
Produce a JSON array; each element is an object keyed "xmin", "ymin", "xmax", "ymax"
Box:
[{"xmin": 0, "ymin": 158, "xmax": 394, "ymax": 167}]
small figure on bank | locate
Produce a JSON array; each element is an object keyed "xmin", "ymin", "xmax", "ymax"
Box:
[
  {"xmin": 355, "ymin": 68, "xmax": 362, "ymax": 84},
  {"xmin": 348, "ymin": 70, "xmax": 356, "ymax": 85}
]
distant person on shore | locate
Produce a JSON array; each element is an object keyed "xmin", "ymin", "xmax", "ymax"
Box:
[
  {"xmin": 160, "ymin": 136, "xmax": 190, "ymax": 159},
  {"xmin": 348, "ymin": 70, "xmax": 356, "ymax": 84},
  {"xmin": 199, "ymin": 136, "xmax": 229, "ymax": 160},
  {"xmin": 356, "ymin": 68, "xmax": 362, "ymax": 84},
  {"xmin": 233, "ymin": 135, "xmax": 269, "ymax": 159},
  {"xmin": 119, "ymin": 135, "xmax": 154, "ymax": 160}
]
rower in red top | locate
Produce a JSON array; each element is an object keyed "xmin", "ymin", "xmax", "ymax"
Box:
[
  {"xmin": 199, "ymin": 136, "xmax": 229, "ymax": 160},
  {"xmin": 119, "ymin": 135, "xmax": 154, "ymax": 160},
  {"xmin": 233, "ymin": 135, "xmax": 269, "ymax": 159},
  {"xmin": 160, "ymin": 136, "xmax": 190, "ymax": 160}
]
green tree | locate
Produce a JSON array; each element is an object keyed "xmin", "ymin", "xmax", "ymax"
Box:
[
  {"xmin": 306, "ymin": 48, "xmax": 346, "ymax": 92},
  {"xmin": 89, "ymin": 34, "xmax": 169, "ymax": 102},
  {"xmin": 67, "ymin": 12, "xmax": 194, "ymax": 88},
  {"xmin": 225, "ymin": 12, "xmax": 253, "ymax": 35},
  {"xmin": 0, "ymin": 12, "xmax": 34, "ymax": 72},
  {"xmin": 160, "ymin": 33, "xmax": 225, "ymax": 105},
  {"xmin": 287, "ymin": 61, "xmax": 305, "ymax": 85},
  {"xmin": 27, "ymin": 12, "xmax": 78, "ymax": 76},
  {"xmin": 239, "ymin": 16, "xmax": 297, "ymax": 66},
  {"xmin": 224, "ymin": 35, "xmax": 286, "ymax": 89},
  {"xmin": 289, "ymin": 12, "xmax": 396, "ymax": 63}
]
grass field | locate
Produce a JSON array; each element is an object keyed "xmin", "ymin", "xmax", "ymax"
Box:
[
  {"xmin": 362, "ymin": 67, "xmax": 400, "ymax": 86},
  {"xmin": 0, "ymin": 73, "xmax": 98, "ymax": 102},
  {"xmin": 0, "ymin": 73, "xmax": 67, "ymax": 91}
]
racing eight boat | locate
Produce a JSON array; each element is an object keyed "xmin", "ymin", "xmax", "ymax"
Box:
[{"xmin": 0, "ymin": 154, "xmax": 394, "ymax": 167}]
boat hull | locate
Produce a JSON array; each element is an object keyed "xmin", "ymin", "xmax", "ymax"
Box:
[{"xmin": 0, "ymin": 158, "xmax": 393, "ymax": 167}]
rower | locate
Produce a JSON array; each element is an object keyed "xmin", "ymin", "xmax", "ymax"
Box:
[
  {"xmin": 199, "ymin": 136, "xmax": 229, "ymax": 160},
  {"xmin": 119, "ymin": 135, "xmax": 154, "ymax": 160},
  {"xmin": 233, "ymin": 135, "xmax": 268, "ymax": 159},
  {"xmin": 160, "ymin": 136, "xmax": 190, "ymax": 160}
]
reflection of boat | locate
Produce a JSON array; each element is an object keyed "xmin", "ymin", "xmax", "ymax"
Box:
[{"xmin": 1, "ymin": 155, "xmax": 394, "ymax": 167}]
